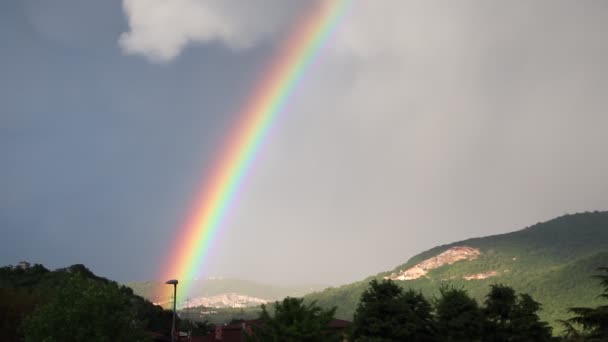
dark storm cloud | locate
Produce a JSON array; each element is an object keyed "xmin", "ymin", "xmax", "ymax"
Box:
[{"xmin": 0, "ymin": 0, "xmax": 268, "ymax": 281}]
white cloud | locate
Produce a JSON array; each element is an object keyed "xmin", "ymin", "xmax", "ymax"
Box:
[{"xmin": 119, "ymin": 0, "xmax": 305, "ymax": 62}]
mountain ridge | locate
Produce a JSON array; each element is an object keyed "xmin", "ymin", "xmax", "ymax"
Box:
[
  {"xmin": 127, "ymin": 277, "xmax": 327, "ymax": 309},
  {"xmin": 304, "ymin": 211, "xmax": 608, "ymax": 329}
]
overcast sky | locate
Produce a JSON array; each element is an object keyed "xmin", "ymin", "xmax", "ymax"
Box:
[{"xmin": 2, "ymin": 0, "xmax": 608, "ymax": 286}]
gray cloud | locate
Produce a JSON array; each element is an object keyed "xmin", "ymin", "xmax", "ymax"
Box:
[
  {"xmin": 1, "ymin": 1, "xmax": 607, "ymax": 285},
  {"xmin": 199, "ymin": 1, "xmax": 608, "ymax": 283}
]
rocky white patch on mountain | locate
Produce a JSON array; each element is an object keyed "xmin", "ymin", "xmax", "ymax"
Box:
[
  {"xmin": 463, "ymin": 270, "xmax": 498, "ymax": 280},
  {"xmin": 386, "ymin": 246, "xmax": 481, "ymax": 281}
]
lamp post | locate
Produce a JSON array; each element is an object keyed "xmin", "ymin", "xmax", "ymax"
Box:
[{"xmin": 165, "ymin": 279, "xmax": 179, "ymax": 342}]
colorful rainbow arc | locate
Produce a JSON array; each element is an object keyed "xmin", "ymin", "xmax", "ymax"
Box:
[{"xmin": 157, "ymin": 0, "xmax": 350, "ymax": 304}]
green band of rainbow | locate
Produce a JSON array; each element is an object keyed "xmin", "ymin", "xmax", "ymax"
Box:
[{"xmin": 157, "ymin": 0, "xmax": 350, "ymax": 305}]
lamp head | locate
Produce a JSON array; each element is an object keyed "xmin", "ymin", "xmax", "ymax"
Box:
[{"xmin": 165, "ymin": 279, "xmax": 178, "ymax": 285}]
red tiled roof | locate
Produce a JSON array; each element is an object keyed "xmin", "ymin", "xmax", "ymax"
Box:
[{"xmin": 327, "ymin": 318, "xmax": 352, "ymax": 329}]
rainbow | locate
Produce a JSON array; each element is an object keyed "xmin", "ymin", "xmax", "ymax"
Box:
[{"xmin": 156, "ymin": 0, "xmax": 350, "ymax": 305}]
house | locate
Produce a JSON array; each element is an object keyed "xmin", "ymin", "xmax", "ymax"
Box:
[{"xmin": 16, "ymin": 261, "xmax": 30, "ymax": 270}]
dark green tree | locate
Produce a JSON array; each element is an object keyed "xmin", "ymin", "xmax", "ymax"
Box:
[
  {"xmin": 22, "ymin": 275, "xmax": 148, "ymax": 342},
  {"xmin": 247, "ymin": 297, "xmax": 340, "ymax": 342},
  {"xmin": 510, "ymin": 293, "xmax": 553, "ymax": 341},
  {"xmin": 563, "ymin": 267, "xmax": 608, "ymax": 341},
  {"xmin": 434, "ymin": 285, "xmax": 483, "ymax": 342},
  {"xmin": 482, "ymin": 284, "xmax": 552, "ymax": 342},
  {"xmin": 482, "ymin": 284, "xmax": 517, "ymax": 341},
  {"xmin": 352, "ymin": 279, "xmax": 437, "ymax": 342},
  {"xmin": 0, "ymin": 288, "xmax": 41, "ymax": 342}
]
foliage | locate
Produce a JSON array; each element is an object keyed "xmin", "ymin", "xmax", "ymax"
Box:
[
  {"xmin": 562, "ymin": 267, "xmax": 608, "ymax": 341},
  {"xmin": 247, "ymin": 297, "xmax": 340, "ymax": 342},
  {"xmin": 435, "ymin": 285, "xmax": 483, "ymax": 341},
  {"xmin": 22, "ymin": 274, "xmax": 149, "ymax": 342},
  {"xmin": 306, "ymin": 211, "xmax": 608, "ymax": 331},
  {"xmin": 482, "ymin": 284, "xmax": 552, "ymax": 341},
  {"xmin": 0, "ymin": 263, "xmax": 58, "ymax": 341},
  {"xmin": 0, "ymin": 263, "xmax": 174, "ymax": 340},
  {"xmin": 350, "ymin": 279, "xmax": 556, "ymax": 341},
  {"xmin": 510, "ymin": 293, "xmax": 554, "ymax": 341},
  {"xmin": 0, "ymin": 287, "xmax": 41, "ymax": 341},
  {"xmin": 352, "ymin": 279, "xmax": 437, "ymax": 342}
]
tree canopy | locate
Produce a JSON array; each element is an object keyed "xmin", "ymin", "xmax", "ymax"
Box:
[
  {"xmin": 23, "ymin": 274, "xmax": 149, "ymax": 342},
  {"xmin": 435, "ymin": 285, "xmax": 483, "ymax": 342},
  {"xmin": 563, "ymin": 267, "xmax": 608, "ymax": 341},
  {"xmin": 248, "ymin": 297, "xmax": 340, "ymax": 342},
  {"xmin": 0, "ymin": 263, "xmax": 174, "ymax": 341},
  {"xmin": 352, "ymin": 279, "xmax": 437, "ymax": 342},
  {"xmin": 351, "ymin": 279, "xmax": 554, "ymax": 342}
]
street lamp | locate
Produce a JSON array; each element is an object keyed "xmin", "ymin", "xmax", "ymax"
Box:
[{"xmin": 165, "ymin": 279, "xmax": 179, "ymax": 342}]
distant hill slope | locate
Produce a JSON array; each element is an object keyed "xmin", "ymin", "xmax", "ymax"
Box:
[
  {"xmin": 305, "ymin": 211, "xmax": 608, "ymax": 330},
  {"xmin": 127, "ymin": 278, "xmax": 327, "ymax": 308}
]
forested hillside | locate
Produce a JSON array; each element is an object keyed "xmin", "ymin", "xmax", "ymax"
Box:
[{"xmin": 305, "ymin": 211, "xmax": 608, "ymax": 329}]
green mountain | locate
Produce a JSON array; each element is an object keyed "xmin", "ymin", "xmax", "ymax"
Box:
[{"xmin": 305, "ymin": 211, "xmax": 608, "ymax": 330}]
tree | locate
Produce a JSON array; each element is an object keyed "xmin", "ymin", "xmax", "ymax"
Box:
[
  {"xmin": 22, "ymin": 275, "xmax": 148, "ymax": 342},
  {"xmin": 510, "ymin": 293, "xmax": 553, "ymax": 341},
  {"xmin": 434, "ymin": 285, "xmax": 483, "ymax": 342},
  {"xmin": 352, "ymin": 279, "xmax": 437, "ymax": 342},
  {"xmin": 0, "ymin": 288, "xmax": 41, "ymax": 342},
  {"xmin": 563, "ymin": 267, "xmax": 608, "ymax": 341},
  {"xmin": 482, "ymin": 284, "xmax": 552, "ymax": 342},
  {"xmin": 482, "ymin": 284, "xmax": 517, "ymax": 341},
  {"xmin": 247, "ymin": 297, "xmax": 340, "ymax": 342}
]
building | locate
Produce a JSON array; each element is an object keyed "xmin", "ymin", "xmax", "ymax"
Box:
[{"xmin": 16, "ymin": 261, "xmax": 30, "ymax": 270}]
